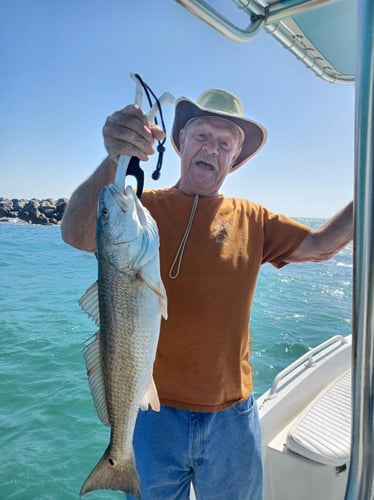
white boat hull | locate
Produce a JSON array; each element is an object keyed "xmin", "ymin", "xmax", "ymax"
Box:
[{"xmin": 258, "ymin": 335, "xmax": 352, "ymax": 500}]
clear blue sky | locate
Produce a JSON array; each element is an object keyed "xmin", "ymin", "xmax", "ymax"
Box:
[{"xmin": 1, "ymin": 0, "xmax": 355, "ymax": 217}]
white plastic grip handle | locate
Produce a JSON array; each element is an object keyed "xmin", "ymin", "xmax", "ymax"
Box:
[{"xmin": 114, "ymin": 75, "xmax": 175, "ymax": 191}]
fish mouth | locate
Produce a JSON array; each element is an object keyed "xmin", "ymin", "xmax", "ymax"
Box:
[
  {"xmin": 104, "ymin": 184, "xmax": 139, "ymax": 244},
  {"xmin": 108, "ymin": 184, "xmax": 148, "ymax": 244},
  {"xmin": 108, "ymin": 184, "xmax": 132, "ymax": 211}
]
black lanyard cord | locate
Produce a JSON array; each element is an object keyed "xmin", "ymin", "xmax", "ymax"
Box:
[{"xmin": 133, "ymin": 74, "xmax": 167, "ymax": 182}]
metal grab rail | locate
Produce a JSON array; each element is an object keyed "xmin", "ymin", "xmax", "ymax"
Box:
[
  {"xmin": 262, "ymin": 0, "xmax": 337, "ymax": 24},
  {"xmin": 174, "ymin": 0, "xmax": 264, "ymax": 43},
  {"xmin": 174, "ymin": 0, "xmax": 355, "ymax": 84},
  {"xmin": 345, "ymin": 0, "xmax": 374, "ymax": 497},
  {"xmin": 268, "ymin": 335, "xmax": 348, "ymax": 397},
  {"xmin": 265, "ymin": 21, "xmax": 354, "ymax": 84},
  {"xmin": 176, "ymin": 0, "xmax": 337, "ymax": 36}
]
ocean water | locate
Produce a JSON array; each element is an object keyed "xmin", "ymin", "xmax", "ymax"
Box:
[{"xmin": 0, "ymin": 221, "xmax": 353, "ymax": 499}]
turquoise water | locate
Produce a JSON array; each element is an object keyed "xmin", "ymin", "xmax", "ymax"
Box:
[{"xmin": 0, "ymin": 221, "xmax": 352, "ymax": 499}]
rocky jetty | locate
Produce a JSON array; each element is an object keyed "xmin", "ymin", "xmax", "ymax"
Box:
[{"xmin": 0, "ymin": 197, "xmax": 68, "ymax": 225}]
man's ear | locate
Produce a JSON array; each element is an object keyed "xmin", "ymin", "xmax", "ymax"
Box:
[
  {"xmin": 179, "ymin": 129, "xmax": 185, "ymax": 152},
  {"xmin": 231, "ymin": 146, "xmax": 242, "ymax": 166}
]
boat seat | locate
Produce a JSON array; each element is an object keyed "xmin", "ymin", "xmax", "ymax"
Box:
[{"xmin": 286, "ymin": 369, "xmax": 351, "ymax": 467}]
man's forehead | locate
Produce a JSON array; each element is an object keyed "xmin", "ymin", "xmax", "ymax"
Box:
[
  {"xmin": 186, "ymin": 116, "xmax": 244, "ymax": 144},
  {"xmin": 188, "ymin": 116, "xmax": 237, "ymax": 131}
]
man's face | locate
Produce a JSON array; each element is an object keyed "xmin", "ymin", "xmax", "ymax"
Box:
[{"xmin": 178, "ymin": 116, "xmax": 243, "ymax": 197}]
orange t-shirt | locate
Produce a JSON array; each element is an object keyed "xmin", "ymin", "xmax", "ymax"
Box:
[{"xmin": 142, "ymin": 187, "xmax": 311, "ymax": 411}]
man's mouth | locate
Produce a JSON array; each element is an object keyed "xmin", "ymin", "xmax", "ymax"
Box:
[{"xmin": 194, "ymin": 160, "xmax": 216, "ymax": 171}]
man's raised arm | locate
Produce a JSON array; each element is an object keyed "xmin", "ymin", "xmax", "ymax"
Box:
[
  {"xmin": 61, "ymin": 105, "xmax": 165, "ymax": 252},
  {"xmin": 285, "ymin": 201, "xmax": 354, "ymax": 263}
]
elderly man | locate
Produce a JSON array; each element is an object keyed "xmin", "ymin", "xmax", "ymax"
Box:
[{"xmin": 62, "ymin": 89, "xmax": 353, "ymax": 500}]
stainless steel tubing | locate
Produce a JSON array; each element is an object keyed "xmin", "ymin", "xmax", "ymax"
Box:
[{"xmin": 345, "ymin": 0, "xmax": 374, "ymax": 498}]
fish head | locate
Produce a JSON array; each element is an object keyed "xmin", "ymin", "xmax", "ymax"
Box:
[{"xmin": 96, "ymin": 184, "xmax": 159, "ymax": 271}]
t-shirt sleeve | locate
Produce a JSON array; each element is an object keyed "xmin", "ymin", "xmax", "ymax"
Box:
[{"xmin": 262, "ymin": 210, "xmax": 312, "ymax": 268}]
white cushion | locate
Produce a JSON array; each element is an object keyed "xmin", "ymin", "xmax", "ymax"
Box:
[{"xmin": 286, "ymin": 369, "xmax": 351, "ymax": 466}]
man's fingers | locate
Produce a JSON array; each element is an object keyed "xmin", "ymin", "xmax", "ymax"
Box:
[
  {"xmin": 102, "ymin": 105, "xmax": 166, "ymax": 163},
  {"xmin": 104, "ymin": 136, "xmax": 151, "ymax": 162},
  {"xmin": 103, "ymin": 109, "xmax": 151, "ymax": 160},
  {"xmin": 150, "ymin": 124, "xmax": 166, "ymax": 142}
]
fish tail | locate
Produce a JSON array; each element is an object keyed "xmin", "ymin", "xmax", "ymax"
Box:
[{"xmin": 80, "ymin": 447, "xmax": 141, "ymax": 498}]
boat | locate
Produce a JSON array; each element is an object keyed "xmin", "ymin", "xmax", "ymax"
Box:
[
  {"xmin": 175, "ymin": 0, "xmax": 374, "ymax": 499},
  {"xmin": 258, "ymin": 334, "xmax": 352, "ymax": 499}
]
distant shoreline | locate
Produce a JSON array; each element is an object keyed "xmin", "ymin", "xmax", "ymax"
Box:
[{"xmin": 0, "ymin": 197, "xmax": 67, "ymax": 225}]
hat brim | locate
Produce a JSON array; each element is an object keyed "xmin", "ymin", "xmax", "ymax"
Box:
[{"xmin": 171, "ymin": 97, "xmax": 267, "ymax": 171}]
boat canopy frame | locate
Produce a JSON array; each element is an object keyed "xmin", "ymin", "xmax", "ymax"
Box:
[{"xmin": 174, "ymin": 0, "xmax": 355, "ymax": 84}]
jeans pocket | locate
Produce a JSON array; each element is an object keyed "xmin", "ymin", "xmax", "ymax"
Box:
[{"xmin": 231, "ymin": 394, "xmax": 256, "ymax": 416}]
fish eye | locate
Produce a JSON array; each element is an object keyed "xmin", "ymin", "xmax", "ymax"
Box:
[{"xmin": 102, "ymin": 208, "xmax": 109, "ymax": 219}]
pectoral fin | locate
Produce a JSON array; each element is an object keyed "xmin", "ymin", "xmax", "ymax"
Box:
[
  {"xmin": 136, "ymin": 271, "xmax": 168, "ymax": 320},
  {"xmin": 139, "ymin": 377, "xmax": 160, "ymax": 412}
]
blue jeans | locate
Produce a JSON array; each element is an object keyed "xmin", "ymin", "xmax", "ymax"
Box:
[{"xmin": 127, "ymin": 394, "xmax": 263, "ymax": 500}]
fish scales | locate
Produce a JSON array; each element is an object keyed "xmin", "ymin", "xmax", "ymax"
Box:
[
  {"xmin": 98, "ymin": 266, "xmax": 159, "ymax": 452},
  {"xmin": 79, "ymin": 184, "xmax": 167, "ymax": 498}
]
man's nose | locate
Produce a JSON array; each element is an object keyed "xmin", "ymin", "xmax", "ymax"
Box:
[{"xmin": 202, "ymin": 138, "xmax": 219, "ymax": 155}]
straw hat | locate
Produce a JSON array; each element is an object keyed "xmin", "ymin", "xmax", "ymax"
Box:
[{"xmin": 171, "ymin": 89, "xmax": 267, "ymax": 171}]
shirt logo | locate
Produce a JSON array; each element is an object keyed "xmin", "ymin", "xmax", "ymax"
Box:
[{"xmin": 213, "ymin": 218, "xmax": 233, "ymax": 244}]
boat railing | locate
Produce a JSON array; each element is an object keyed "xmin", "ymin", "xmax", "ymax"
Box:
[
  {"xmin": 175, "ymin": 0, "xmax": 336, "ymax": 40},
  {"xmin": 268, "ymin": 335, "xmax": 349, "ymax": 398},
  {"xmin": 174, "ymin": 0, "xmax": 354, "ymax": 84}
]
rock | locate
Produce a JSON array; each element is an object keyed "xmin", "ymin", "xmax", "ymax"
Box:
[
  {"xmin": 0, "ymin": 197, "xmax": 68, "ymax": 225},
  {"xmin": 0, "ymin": 207, "xmax": 11, "ymax": 218},
  {"xmin": 11, "ymin": 198, "xmax": 28, "ymax": 211},
  {"xmin": 55, "ymin": 198, "xmax": 68, "ymax": 221},
  {"xmin": 0, "ymin": 198, "xmax": 13, "ymax": 217}
]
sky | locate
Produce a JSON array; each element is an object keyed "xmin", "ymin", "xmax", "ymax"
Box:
[{"xmin": 1, "ymin": 0, "xmax": 355, "ymax": 217}]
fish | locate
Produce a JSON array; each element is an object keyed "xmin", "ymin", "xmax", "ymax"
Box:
[{"xmin": 78, "ymin": 183, "xmax": 167, "ymax": 498}]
